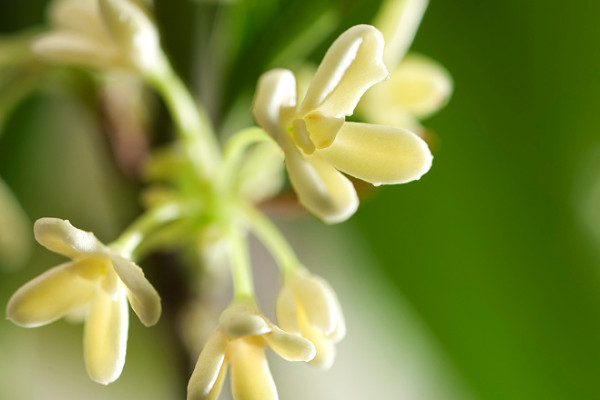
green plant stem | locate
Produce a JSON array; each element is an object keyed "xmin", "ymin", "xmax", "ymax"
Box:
[
  {"xmin": 238, "ymin": 202, "xmax": 300, "ymax": 275},
  {"xmin": 228, "ymin": 227, "xmax": 254, "ymax": 300},
  {"xmin": 148, "ymin": 60, "xmax": 222, "ymax": 180},
  {"xmin": 112, "ymin": 201, "xmax": 199, "ymax": 260},
  {"xmin": 220, "ymin": 127, "xmax": 272, "ymax": 194}
]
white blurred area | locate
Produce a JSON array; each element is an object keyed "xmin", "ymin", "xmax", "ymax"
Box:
[{"xmin": 0, "ymin": 94, "xmax": 475, "ymax": 399}]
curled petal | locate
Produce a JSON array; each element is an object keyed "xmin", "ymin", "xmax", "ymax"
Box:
[
  {"xmin": 298, "ymin": 309, "xmax": 336, "ymax": 370},
  {"xmin": 32, "ymin": 32, "xmax": 122, "ymax": 70},
  {"xmin": 263, "ymin": 323, "xmax": 316, "ymax": 362},
  {"xmin": 303, "ymin": 111, "xmax": 344, "ymax": 150},
  {"xmin": 98, "ymin": 0, "xmax": 162, "ymax": 73},
  {"xmin": 375, "ymin": 0, "xmax": 429, "ymax": 68},
  {"xmin": 33, "ymin": 218, "xmax": 107, "ymax": 259},
  {"xmin": 384, "ymin": 54, "xmax": 453, "ymax": 118},
  {"xmin": 48, "ymin": 0, "xmax": 111, "ymax": 43},
  {"xmin": 222, "ymin": 315, "xmax": 270, "ymax": 338},
  {"xmin": 229, "ymin": 339, "xmax": 278, "ymax": 400},
  {"xmin": 275, "ymin": 284, "xmax": 300, "ymax": 334},
  {"xmin": 358, "ymin": 93, "xmax": 422, "ymax": 131},
  {"xmin": 209, "ymin": 359, "xmax": 228, "ymax": 400},
  {"xmin": 187, "ymin": 331, "xmax": 228, "ymax": 400},
  {"xmin": 111, "ymin": 255, "xmax": 161, "ymax": 326},
  {"xmin": 319, "ymin": 122, "xmax": 432, "ymax": 186},
  {"xmin": 219, "ymin": 302, "xmax": 271, "ymax": 338},
  {"xmin": 329, "ymin": 291, "xmax": 347, "ymax": 343},
  {"xmin": 290, "ymin": 271, "xmax": 338, "ymax": 336},
  {"xmin": 84, "ymin": 288, "xmax": 129, "ymax": 385},
  {"xmin": 284, "ymin": 146, "xmax": 358, "ymax": 224},
  {"xmin": 299, "ymin": 24, "xmax": 388, "ymax": 118},
  {"xmin": 252, "ymin": 69, "xmax": 297, "ymax": 144},
  {"xmin": 6, "ymin": 261, "xmax": 97, "ymax": 327}
]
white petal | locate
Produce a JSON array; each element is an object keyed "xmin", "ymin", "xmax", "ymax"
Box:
[
  {"xmin": 6, "ymin": 261, "xmax": 97, "ymax": 327},
  {"xmin": 275, "ymin": 284, "xmax": 300, "ymax": 334},
  {"xmin": 374, "ymin": 0, "xmax": 429, "ymax": 68},
  {"xmin": 263, "ymin": 323, "xmax": 316, "ymax": 362},
  {"xmin": 358, "ymin": 92, "xmax": 422, "ymax": 130},
  {"xmin": 84, "ymin": 288, "xmax": 129, "ymax": 385},
  {"xmin": 252, "ymin": 69, "xmax": 297, "ymax": 144},
  {"xmin": 32, "ymin": 32, "xmax": 122, "ymax": 70},
  {"xmin": 303, "ymin": 111, "xmax": 344, "ymax": 150},
  {"xmin": 208, "ymin": 359, "xmax": 228, "ymax": 400},
  {"xmin": 299, "ymin": 25, "xmax": 388, "ymax": 118},
  {"xmin": 48, "ymin": 0, "xmax": 111, "ymax": 44},
  {"xmin": 98, "ymin": 0, "xmax": 162, "ymax": 73},
  {"xmin": 110, "ymin": 255, "xmax": 161, "ymax": 326},
  {"xmin": 187, "ymin": 331, "xmax": 228, "ymax": 400},
  {"xmin": 297, "ymin": 308, "xmax": 336, "ymax": 370},
  {"xmin": 329, "ymin": 291, "xmax": 347, "ymax": 343},
  {"xmin": 383, "ymin": 54, "xmax": 453, "ymax": 118},
  {"xmin": 229, "ymin": 339, "xmax": 278, "ymax": 400},
  {"xmin": 291, "ymin": 271, "xmax": 338, "ymax": 336},
  {"xmin": 219, "ymin": 302, "xmax": 271, "ymax": 338},
  {"xmin": 319, "ymin": 122, "xmax": 432, "ymax": 185},
  {"xmin": 33, "ymin": 218, "xmax": 107, "ymax": 259},
  {"xmin": 284, "ymin": 146, "xmax": 358, "ymax": 224}
]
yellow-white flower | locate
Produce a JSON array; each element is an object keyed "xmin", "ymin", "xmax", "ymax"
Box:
[
  {"xmin": 252, "ymin": 24, "xmax": 433, "ymax": 224},
  {"xmin": 187, "ymin": 299, "xmax": 315, "ymax": 400},
  {"xmin": 6, "ymin": 218, "xmax": 161, "ymax": 385},
  {"xmin": 358, "ymin": 0, "xmax": 453, "ymax": 132},
  {"xmin": 276, "ymin": 269, "xmax": 345, "ymax": 369},
  {"xmin": 33, "ymin": 0, "xmax": 165, "ymax": 76}
]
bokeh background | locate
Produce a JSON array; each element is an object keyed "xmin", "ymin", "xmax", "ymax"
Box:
[{"xmin": 2, "ymin": 0, "xmax": 600, "ymax": 399}]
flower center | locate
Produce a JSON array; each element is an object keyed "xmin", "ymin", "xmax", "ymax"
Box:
[{"xmin": 288, "ymin": 112, "xmax": 345, "ymax": 155}]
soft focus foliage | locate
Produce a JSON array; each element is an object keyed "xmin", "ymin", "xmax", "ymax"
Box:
[{"xmin": 2, "ymin": 0, "xmax": 600, "ymax": 400}]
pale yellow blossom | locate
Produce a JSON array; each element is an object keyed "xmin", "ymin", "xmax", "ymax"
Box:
[
  {"xmin": 276, "ymin": 269, "xmax": 345, "ymax": 369},
  {"xmin": 6, "ymin": 218, "xmax": 161, "ymax": 385},
  {"xmin": 359, "ymin": 0, "xmax": 453, "ymax": 132},
  {"xmin": 252, "ymin": 24, "xmax": 433, "ymax": 223},
  {"xmin": 187, "ymin": 299, "xmax": 315, "ymax": 400},
  {"xmin": 32, "ymin": 0, "xmax": 165, "ymax": 76}
]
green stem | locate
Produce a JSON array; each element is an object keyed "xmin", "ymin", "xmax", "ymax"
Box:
[
  {"xmin": 228, "ymin": 228, "xmax": 254, "ymax": 300},
  {"xmin": 112, "ymin": 201, "xmax": 199, "ymax": 260},
  {"xmin": 238, "ymin": 202, "xmax": 300, "ymax": 274},
  {"xmin": 148, "ymin": 60, "xmax": 221, "ymax": 180},
  {"xmin": 220, "ymin": 127, "xmax": 272, "ymax": 194}
]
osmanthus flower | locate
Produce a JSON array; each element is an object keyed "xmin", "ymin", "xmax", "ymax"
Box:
[
  {"xmin": 358, "ymin": 0, "xmax": 453, "ymax": 132},
  {"xmin": 276, "ymin": 268, "xmax": 345, "ymax": 369},
  {"xmin": 252, "ymin": 24, "xmax": 433, "ymax": 223},
  {"xmin": 187, "ymin": 299, "xmax": 316, "ymax": 400},
  {"xmin": 33, "ymin": 0, "xmax": 165, "ymax": 76},
  {"xmin": 6, "ymin": 218, "xmax": 161, "ymax": 385}
]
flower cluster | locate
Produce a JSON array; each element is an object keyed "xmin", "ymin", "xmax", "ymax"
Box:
[
  {"xmin": 3, "ymin": 0, "xmax": 451, "ymax": 398},
  {"xmin": 187, "ymin": 299, "xmax": 316, "ymax": 400},
  {"xmin": 253, "ymin": 24, "xmax": 433, "ymax": 223}
]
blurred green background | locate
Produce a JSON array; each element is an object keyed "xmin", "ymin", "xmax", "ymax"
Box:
[{"xmin": 2, "ymin": 0, "xmax": 600, "ymax": 399}]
